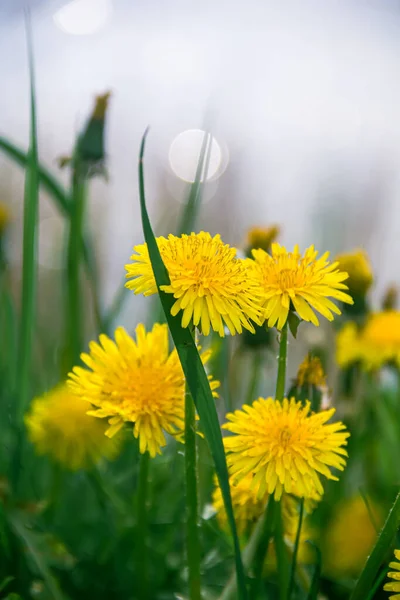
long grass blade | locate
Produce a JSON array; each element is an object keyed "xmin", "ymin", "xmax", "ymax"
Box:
[
  {"xmin": 16, "ymin": 11, "xmax": 39, "ymax": 423},
  {"xmin": 350, "ymin": 490, "xmax": 400, "ymax": 600},
  {"xmin": 137, "ymin": 128, "xmax": 248, "ymax": 600}
]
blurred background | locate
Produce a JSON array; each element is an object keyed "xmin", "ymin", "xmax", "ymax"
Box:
[{"xmin": 1, "ymin": 0, "xmax": 400, "ymax": 329}]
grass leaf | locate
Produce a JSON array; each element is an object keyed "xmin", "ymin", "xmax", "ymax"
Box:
[{"xmin": 136, "ymin": 128, "xmax": 248, "ymax": 600}]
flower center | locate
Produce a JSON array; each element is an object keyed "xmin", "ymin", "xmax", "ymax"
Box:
[{"xmin": 278, "ymin": 426, "xmax": 293, "ymax": 447}]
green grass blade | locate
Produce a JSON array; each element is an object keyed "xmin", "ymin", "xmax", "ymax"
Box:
[
  {"xmin": 9, "ymin": 514, "xmax": 64, "ymax": 600},
  {"xmin": 137, "ymin": 128, "xmax": 248, "ymax": 600},
  {"xmin": 0, "ymin": 137, "xmax": 70, "ymax": 214},
  {"xmin": 350, "ymin": 490, "xmax": 400, "ymax": 600},
  {"xmin": 16, "ymin": 11, "xmax": 40, "ymax": 423}
]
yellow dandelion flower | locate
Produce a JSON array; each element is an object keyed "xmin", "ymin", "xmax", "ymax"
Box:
[
  {"xmin": 384, "ymin": 549, "xmax": 400, "ymax": 599},
  {"xmin": 125, "ymin": 231, "xmax": 265, "ymax": 336},
  {"xmin": 212, "ymin": 472, "xmax": 318, "ymax": 536},
  {"xmin": 223, "ymin": 397, "xmax": 349, "ymax": 500},
  {"xmin": 25, "ymin": 384, "xmax": 120, "ymax": 471},
  {"xmin": 324, "ymin": 496, "xmax": 384, "ymax": 578},
  {"xmin": 296, "ymin": 355, "xmax": 326, "ymax": 388},
  {"xmin": 336, "ymin": 312, "xmax": 400, "ymax": 370},
  {"xmin": 335, "ymin": 249, "xmax": 373, "ymax": 296},
  {"xmin": 246, "ymin": 225, "xmax": 280, "ymax": 252},
  {"xmin": 0, "ymin": 203, "xmax": 10, "ymax": 233},
  {"xmin": 249, "ymin": 243, "xmax": 353, "ymax": 330},
  {"xmin": 68, "ymin": 323, "xmax": 219, "ymax": 458}
]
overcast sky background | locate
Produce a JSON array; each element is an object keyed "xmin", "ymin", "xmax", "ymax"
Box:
[{"xmin": 1, "ymin": 0, "xmax": 400, "ymax": 326}]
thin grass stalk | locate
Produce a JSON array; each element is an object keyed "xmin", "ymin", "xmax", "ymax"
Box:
[
  {"xmin": 287, "ymin": 498, "xmax": 305, "ymax": 600},
  {"xmin": 136, "ymin": 451, "xmax": 150, "ymax": 600},
  {"xmin": 366, "ymin": 568, "xmax": 388, "ymax": 600},
  {"xmin": 350, "ymin": 490, "xmax": 400, "ymax": 600},
  {"xmin": 65, "ymin": 167, "xmax": 87, "ymax": 369},
  {"xmin": 185, "ymin": 379, "xmax": 202, "ymax": 599},
  {"xmin": 16, "ymin": 11, "xmax": 39, "ymax": 424},
  {"xmin": 273, "ymin": 324, "xmax": 289, "ymax": 599}
]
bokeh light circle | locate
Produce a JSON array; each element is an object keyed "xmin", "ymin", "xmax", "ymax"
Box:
[
  {"xmin": 53, "ymin": 0, "xmax": 113, "ymax": 36},
  {"xmin": 169, "ymin": 129, "xmax": 224, "ymax": 183}
]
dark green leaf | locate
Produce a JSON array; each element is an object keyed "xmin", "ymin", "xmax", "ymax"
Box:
[
  {"xmin": 306, "ymin": 542, "xmax": 322, "ymax": 600},
  {"xmin": 287, "ymin": 312, "xmax": 301, "ymax": 339}
]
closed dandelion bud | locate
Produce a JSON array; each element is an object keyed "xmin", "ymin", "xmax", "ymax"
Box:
[
  {"xmin": 288, "ymin": 354, "xmax": 327, "ymax": 412},
  {"xmin": 383, "ymin": 285, "xmax": 398, "ymax": 311},
  {"xmin": 244, "ymin": 225, "xmax": 280, "ymax": 257},
  {"xmin": 335, "ymin": 249, "xmax": 373, "ymax": 316}
]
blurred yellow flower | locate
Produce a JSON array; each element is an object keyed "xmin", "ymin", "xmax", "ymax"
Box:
[
  {"xmin": 384, "ymin": 549, "xmax": 400, "ymax": 599},
  {"xmin": 296, "ymin": 355, "xmax": 326, "ymax": 388},
  {"xmin": 246, "ymin": 225, "xmax": 280, "ymax": 252},
  {"xmin": 249, "ymin": 243, "xmax": 353, "ymax": 330},
  {"xmin": 25, "ymin": 384, "xmax": 120, "ymax": 471},
  {"xmin": 212, "ymin": 472, "xmax": 318, "ymax": 535},
  {"xmin": 336, "ymin": 311, "xmax": 400, "ymax": 370},
  {"xmin": 223, "ymin": 397, "xmax": 349, "ymax": 500},
  {"xmin": 125, "ymin": 231, "xmax": 264, "ymax": 336},
  {"xmin": 336, "ymin": 249, "xmax": 373, "ymax": 296},
  {"xmin": 0, "ymin": 203, "xmax": 10, "ymax": 233},
  {"xmin": 324, "ymin": 496, "xmax": 383, "ymax": 578},
  {"xmin": 68, "ymin": 324, "xmax": 219, "ymax": 457}
]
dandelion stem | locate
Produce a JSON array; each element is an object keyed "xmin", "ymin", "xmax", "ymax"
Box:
[
  {"xmin": 275, "ymin": 323, "xmax": 288, "ymax": 401},
  {"xmin": 251, "ymin": 495, "xmax": 276, "ymax": 599},
  {"xmin": 136, "ymin": 451, "xmax": 150, "ymax": 600},
  {"xmin": 287, "ymin": 498, "xmax": 305, "ymax": 600},
  {"xmin": 185, "ymin": 382, "xmax": 202, "ymax": 599},
  {"xmin": 275, "ymin": 500, "xmax": 289, "ymax": 600},
  {"xmin": 65, "ymin": 166, "xmax": 87, "ymax": 370},
  {"xmin": 350, "ymin": 489, "xmax": 400, "ymax": 600}
]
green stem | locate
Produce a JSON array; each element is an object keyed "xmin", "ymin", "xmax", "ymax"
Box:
[
  {"xmin": 65, "ymin": 167, "xmax": 87, "ymax": 370},
  {"xmin": 287, "ymin": 498, "xmax": 304, "ymax": 600},
  {"xmin": 246, "ymin": 349, "xmax": 263, "ymax": 406},
  {"xmin": 136, "ymin": 452, "xmax": 150, "ymax": 600},
  {"xmin": 350, "ymin": 490, "xmax": 400, "ymax": 600},
  {"xmin": 275, "ymin": 501, "xmax": 289, "ymax": 600},
  {"xmin": 185, "ymin": 383, "xmax": 202, "ymax": 599},
  {"xmin": 275, "ymin": 323, "xmax": 288, "ymax": 400},
  {"xmin": 366, "ymin": 567, "xmax": 388, "ymax": 600},
  {"xmin": 252, "ymin": 496, "xmax": 276, "ymax": 599}
]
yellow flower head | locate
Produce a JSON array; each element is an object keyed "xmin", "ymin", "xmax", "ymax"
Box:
[
  {"xmin": 384, "ymin": 549, "xmax": 400, "ymax": 599},
  {"xmin": 212, "ymin": 472, "xmax": 318, "ymax": 536},
  {"xmin": 246, "ymin": 225, "xmax": 280, "ymax": 252},
  {"xmin": 335, "ymin": 249, "xmax": 373, "ymax": 296},
  {"xmin": 0, "ymin": 203, "xmax": 10, "ymax": 233},
  {"xmin": 249, "ymin": 243, "xmax": 353, "ymax": 330},
  {"xmin": 296, "ymin": 355, "xmax": 326, "ymax": 388},
  {"xmin": 337, "ymin": 312, "xmax": 400, "ymax": 370},
  {"xmin": 125, "ymin": 232, "xmax": 265, "ymax": 336},
  {"xmin": 324, "ymin": 496, "xmax": 383, "ymax": 578},
  {"xmin": 223, "ymin": 397, "xmax": 349, "ymax": 500},
  {"xmin": 68, "ymin": 323, "xmax": 219, "ymax": 458},
  {"xmin": 25, "ymin": 384, "xmax": 120, "ymax": 471}
]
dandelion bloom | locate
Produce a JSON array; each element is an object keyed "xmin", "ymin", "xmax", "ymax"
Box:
[
  {"xmin": 246, "ymin": 225, "xmax": 280, "ymax": 253},
  {"xmin": 223, "ymin": 397, "xmax": 349, "ymax": 500},
  {"xmin": 295, "ymin": 355, "xmax": 326, "ymax": 388},
  {"xmin": 335, "ymin": 249, "xmax": 373, "ymax": 296},
  {"xmin": 25, "ymin": 385, "xmax": 120, "ymax": 471},
  {"xmin": 249, "ymin": 243, "xmax": 353, "ymax": 330},
  {"xmin": 336, "ymin": 311, "xmax": 400, "ymax": 370},
  {"xmin": 212, "ymin": 472, "xmax": 318, "ymax": 536},
  {"xmin": 125, "ymin": 231, "xmax": 264, "ymax": 336},
  {"xmin": 68, "ymin": 323, "xmax": 219, "ymax": 457},
  {"xmin": 324, "ymin": 496, "xmax": 383, "ymax": 578},
  {"xmin": 385, "ymin": 550, "xmax": 400, "ymax": 599}
]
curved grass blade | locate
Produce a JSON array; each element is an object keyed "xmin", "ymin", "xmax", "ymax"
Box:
[
  {"xmin": 137, "ymin": 128, "xmax": 248, "ymax": 600},
  {"xmin": 9, "ymin": 514, "xmax": 64, "ymax": 600},
  {"xmin": 350, "ymin": 490, "xmax": 400, "ymax": 600}
]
